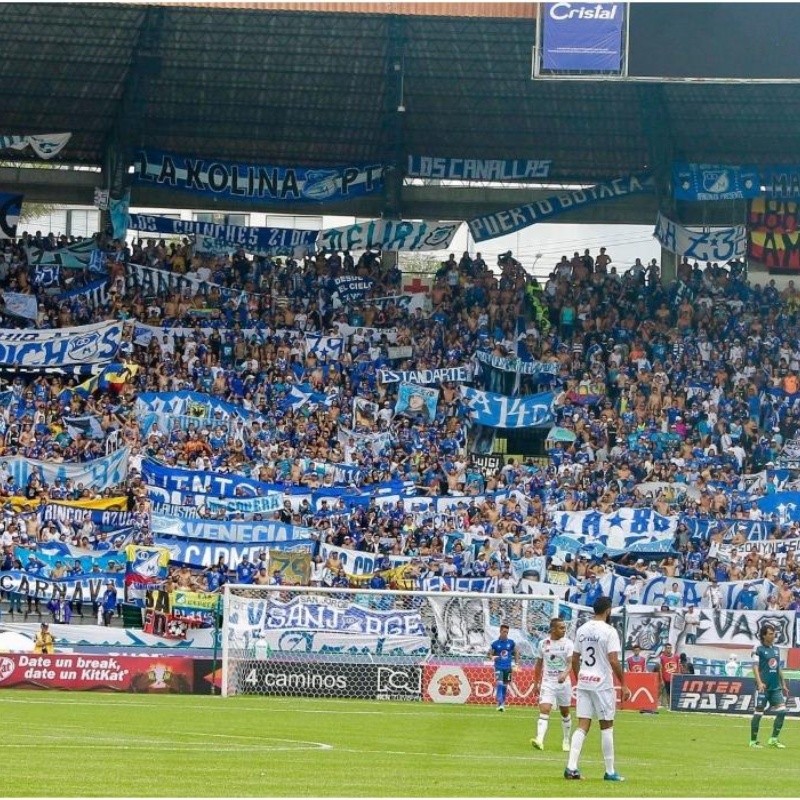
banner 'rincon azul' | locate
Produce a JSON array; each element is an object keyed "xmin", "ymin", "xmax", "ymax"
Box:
[
  {"xmin": 474, "ymin": 351, "xmax": 560, "ymax": 376},
  {"xmin": 133, "ymin": 149, "xmax": 385, "ymax": 203},
  {"xmin": 128, "ymin": 213, "xmax": 318, "ymax": 256},
  {"xmin": 406, "ymin": 156, "xmax": 551, "ymax": 181},
  {"xmin": 0, "ymin": 193, "xmax": 22, "ymax": 239},
  {"xmin": 541, "ymin": 2, "xmax": 626, "ymax": 73},
  {"xmin": 653, "ymin": 212, "xmax": 747, "ymax": 262},
  {"xmin": 460, "ymin": 386, "xmax": 555, "ymax": 428},
  {"xmin": 467, "ymin": 175, "xmax": 654, "ymax": 243},
  {"xmin": 0, "ymin": 132, "xmax": 71, "ymax": 160},
  {"xmin": 319, "ymin": 219, "xmax": 461, "ymax": 252},
  {"xmin": 0, "ymin": 320, "xmax": 122, "ymax": 368},
  {"xmin": 672, "ymin": 162, "xmax": 761, "ymax": 201}
]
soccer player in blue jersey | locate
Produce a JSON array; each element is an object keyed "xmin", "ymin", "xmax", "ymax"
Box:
[
  {"xmin": 488, "ymin": 623, "xmax": 519, "ymax": 711},
  {"xmin": 749, "ymin": 625, "xmax": 790, "ymax": 749}
]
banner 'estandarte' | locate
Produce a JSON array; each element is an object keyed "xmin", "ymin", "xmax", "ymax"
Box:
[{"xmin": 133, "ymin": 149, "xmax": 385, "ymax": 203}]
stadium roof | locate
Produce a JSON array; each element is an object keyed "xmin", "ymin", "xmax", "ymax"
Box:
[{"xmin": 3, "ymin": 2, "xmax": 800, "ymax": 222}]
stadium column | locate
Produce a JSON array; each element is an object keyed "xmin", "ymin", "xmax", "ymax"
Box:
[
  {"xmin": 100, "ymin": 6, "xmax": 165, "ymax": 235},
  {"xmin": 381, "ymin": 15, "xmax": 407, "ymax": 225}
]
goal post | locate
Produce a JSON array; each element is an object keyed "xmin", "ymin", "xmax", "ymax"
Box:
[{"xmin": 220, "ymin": 584, "xmax": 591, "ymax": 699}]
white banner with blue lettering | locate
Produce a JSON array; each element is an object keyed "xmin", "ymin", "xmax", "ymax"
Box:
[
  {"xmin": 554, "ymin": 508, "xmax": 678, "ymax": 540},
  {"xmin": 600, "ymin": 573, "xmax": 776, "ymax": 611},
  {"xmin": 0, "ymin": 571, "xmax": 124, "ymax": 601},
  {"xmin": 379, "ymin": 366, "xmax": 471, "ymax": 384},
  {"xmin": 127, "ymin": 213, "xmax": 318, "ymax": 256},
  {"xmin": 0, "ymin": 320, "xmax": 122, "ymax": 369},
  {"xmin": 152, "ymin": 513, "xmax": 314, "ymax": 545},
  {"xmin": 319, "ymin": 542, "xmax": 413, "ymax": 577},
  {"xmin": 467, "ymin": 174, "xmax": 654, "ymax": 243},
  {"xmin": 672, "ymin": 162, "xmax": 761, "ymax": 201},
  {"xmin": 459, "ymin": 386, "xmax": 555, "ymax": 429},
  {"xmin": 205, "ymin": 493, "xmax": 283, "ymax": 515},
  {"xmin": 550, "ymin": 532, "xmax": 676, "ymax": 559},
  {"xmin": 125, "ymin": 263, "xmax": 249, "ymax": 304},
  {"xmin": 395, "ymin": 383, "xmax": 439, "ymax": 422},
  {"xmin": 371, "ymin": 294, "xmax": 427, "ymax": 314},
  {"xmin": 133, "ymin": 149, "xmax": 385, "ymax": 203},
  {"xmin": 653, "ymin": 212, "xmax": 747, "ymax": 263},
  {"xmin": 304, "ymin": 335, "xmax": 344, "ymax": 360},
  {"xmin": 5, "ymin": 447, "xmax": 130, "ymax": 490},
  {"xmin": 407, "ymin": 155, "xmax": 551, "ymax": 181},
  {"xmin": 156, "ymin": 536, "xmax": 313, "ymax": 568},
  {"xmin": 319, "ymin": 219, "xmax": 461, "ymax": 252}
]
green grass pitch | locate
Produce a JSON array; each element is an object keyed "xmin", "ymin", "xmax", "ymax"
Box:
[{"xmin": 0, "ymin": 691, "xmax": 796, "ymax": 796}]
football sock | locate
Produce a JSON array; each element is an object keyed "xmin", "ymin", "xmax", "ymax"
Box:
[
  {"xmin": 536, "ymin": 713, "xmax": 549, "ymax": 741},
  {"xmin": 561, "ymin": 715, "xmax": 572, "ymax": 741},
  {"xmin": 567, "ymin": 728, "xmax": 586, "ymax": 772},
  {"xmin": 601, "ymin": 728, "xmax": 615, "ymax": 774},
  {"xmin": 772, "ymin": 711, "xmax": 785, "ymax": 738},
  {"xmin": 751, "ymin": 712, "xmax": 762, "ymax": 740}
]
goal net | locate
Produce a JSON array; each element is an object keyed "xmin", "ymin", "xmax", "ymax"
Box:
[{"xmin": 220, "ymin": 584, "xmax": 591, "ymax": 700}]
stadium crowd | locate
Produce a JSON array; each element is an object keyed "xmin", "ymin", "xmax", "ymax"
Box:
[{"xmin": 0, "ymin": 229, "xmax": 800, "ymax": 617}]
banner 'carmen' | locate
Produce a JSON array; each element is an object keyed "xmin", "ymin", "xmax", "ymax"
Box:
[
  {"xmin": 467, "ymin": 175, "xmax": 654, "ymax": 243},
  {"xmin": 133, "ymin": 149, "xmax": 385, "ymax": 203},
  {"xmin": 653, "ymin": 211, "xmax": 747, "ymax": 262},
  {"xmin": 0, "ymin": 320, "xmax": 122, "ymax": 369},
  {"xmin": 319, "ymin": 219, "xmax": 461, "ymax": 252}
]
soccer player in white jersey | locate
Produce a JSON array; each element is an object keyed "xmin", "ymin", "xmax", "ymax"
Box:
[
  {"xmin": 531, "ymin": 617, "xmax": 574, "ymax": 752},
  {"xmin": 564, "ymin": 596, "xmax": 630, "ymax": 782}
]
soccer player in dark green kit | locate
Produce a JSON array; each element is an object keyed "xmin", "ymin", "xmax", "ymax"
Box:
[{"xmin": 749, "ymin": 625, "xmax": 790, "ymax": 749}]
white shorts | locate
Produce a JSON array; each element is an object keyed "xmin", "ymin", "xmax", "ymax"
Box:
[
  {"xmin": 540, "ymin": 680, "xmax": 573, "ymax": 709},
  {"xmin": 575, "ymin": 687, "xmax": 616, "ymax": 721}
]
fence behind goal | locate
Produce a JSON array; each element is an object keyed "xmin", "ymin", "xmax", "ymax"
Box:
[{"xmin": 220, "ymin": 584, "xmax": 592, "ymax": 700}]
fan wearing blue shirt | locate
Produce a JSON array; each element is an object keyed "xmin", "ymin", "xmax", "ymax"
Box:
[
  {"xmin": 236, "ymin": 554, "xmax": 257, "ymax": 584},
  {"xmin": 487, "ymin": 623, "xmax": 519, "ymax": 712}
]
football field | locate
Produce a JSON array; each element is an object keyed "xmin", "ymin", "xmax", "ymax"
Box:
[{"xmin": 0, "ymin": 691, "xmax": 796, "ymax": 797}]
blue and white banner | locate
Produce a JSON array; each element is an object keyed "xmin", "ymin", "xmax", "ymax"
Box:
[
  {"xmin": 133, "ymin": 148, "xmax": 385, "ymax": 203},
  {"xmin": 125, "ymin": 262, "xmax": 249, "ymax": 303},
  {"xmin": 459, "ymin": 386, "xmax": 555, "ymax": 429},
  {"xmin": 371, "ymin": 294, "xmax": 427, "ymax": 314},
  {"xmin": 0, "ymin": 193, "xmax": 22, "ymax": 239},
  {"xmin": 672, "ymin": 162, "xmax": 761, "ymax": 201},
  {"xmin": 305, "ymin": 335, "xmax": 345, "ymax": 360},
  {"xmin": 25, "ymin": 240, "xmax": 107, "ymax": 272},
  {"xmin": 474, "ymin": 350, "xmax": 559, "ymax": 376},
  {"xmin": 549, "ymin": 532, "xmax": 675, "ymax": 559},
  {"xmin": 0, "ymin": 570, "xmax": 124, "ymax": 601},
  {"xmin": 554, "ymin": 508, "xmax": 678, "ymax": 539},
  {"xmin": 34, "ymin": 264, "xmax": 60, "ymax": 287},
  {"xmin": 5, "ymin": 447, "xmax": 130, "ymax": 490},
  {"xmin": 156, "ymin": 536, "xmax": 312, "ymax": 569},
  {"xmin": 653, "ymin": 211, "xmax": 747, "ymax": 262},
  {"xmin": 280, "ymin": 384, "xmax": 337, "ymax": 413},
  {"xmin": 756, "ymin": 492, "xmax": 800, "ymax": 522},
  {"xmin": 379, "ymin": 366, "xmax": 472, "ymax": 384},
  {"xmin": 395, "ymin": 383, "xmax": 439, "ymax": 422},
  {"xmin": 467, "ymin": 174, "xmax": 654, "ymax": 243},
  {"xmin": 353, "ymin": 397, "xmax": 379, "ymax": 426},
  {"xmin": 135, "ymin": 390, "xmax": 258, "ymax": 421},
  {"xmin": 152, "ymin": 513, "xmax": 314, "ymax": 545},
  {"xmin": 541, "ymin": 1, "xmax": 625, "ymax": 72},
  {"xmin": 600, "ymin": 573, "xmax": 775, "ymax": 612},
  {"xmin": 64, "ymin": 414, "xmax": 105, "ymax": 441},
  {"xmin": 205, "ymin": 493, "xmax": 283, "ymax": 515},
  {"xmin": 0, "ymin": 132, "xmax": 71, "ymax": 160},
  {"xmin": 338, "ymin": 427, "xmax": 394, "ymax": 458},
  {"xmin": 55, "ymin": 278, "xmax": 110, "ymax": 310},
  {"xmin": 127, "ymin": 213, "xmax": 318, "ymax": 256},
  {"xmin": 17, "ymin": 542, "xmax": 127, "ymax": 575},
  {"xmin": 331, "ymin": 276, "xmax": 374, "ymax": 304},
  {"xmin": 319, "ymin": 543, "xmax": 414, "ymax": 578},
  {"xmin": 142, "ymin": 459, "xmax": 274, "ymax": 506},
  {"xmin": 319, "ymin": 219, "xmax": 461, "ymax": 252},
  {"xmin": 0, "ymin": 320, "xmax": 122, "ymax": 368},
  {"xmin": 406, "ymin": 155, "xmax": 551, "ymax": 181},
  {"xmin": 763, "ymin": 165, "xmax": 800, "ymax": 200},
  {"xmin": 1, "ymin": 291, "xmax": 38, "ymax": 322},
  {"xmin": 420, "ymin": 576, "xmax": 499, "ymax": 593}
]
